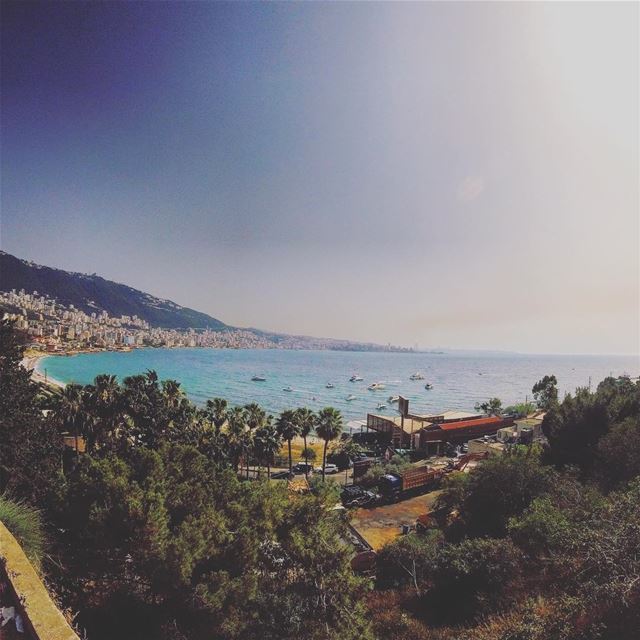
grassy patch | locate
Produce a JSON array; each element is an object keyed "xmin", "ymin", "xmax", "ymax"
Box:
[{"xmin": 0, "ymin": 494, "xmax": 45, "ymax": 569}]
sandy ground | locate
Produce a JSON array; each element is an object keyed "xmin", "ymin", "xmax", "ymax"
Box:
[
  {"xmin": 20, "ymin": 353, "xmax": 65, "ymax": 389},
  {"xmin": 349, "ymin": 490, "xmax": 442, "ymax": 550}
]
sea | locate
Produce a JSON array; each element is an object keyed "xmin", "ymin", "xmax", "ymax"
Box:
[{"xmin": 36, "ymin": 348, "xmax": 639, "ymax": 422}]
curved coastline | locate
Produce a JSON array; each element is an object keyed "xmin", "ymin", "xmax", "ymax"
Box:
[
  {"xmin": 23, "ymin": 353, "xmax": 66, "ymax": 389},
  {"xmin": 24, "ymin": 347, "xmax": 639, "ymax": 421}
]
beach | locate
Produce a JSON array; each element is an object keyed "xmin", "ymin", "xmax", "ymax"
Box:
[{"xmin": 21, "ymin": 352, "xmax": 65, "ymax": 389}]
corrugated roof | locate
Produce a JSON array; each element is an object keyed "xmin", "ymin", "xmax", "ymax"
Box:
[
  {"xmin": 412, "ymin": 410, "xmax": 482, "ymax": 421},
  {"xmin": 438, "ymin": 416, "xmax": 503, "ymax": 431}
]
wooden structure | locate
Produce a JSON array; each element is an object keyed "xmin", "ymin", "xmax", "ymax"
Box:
[
  {"xmin": 366, "ymin": 398, "xmax": 512, "ymax": 451},
  {"xmin": 419, "ymin": 415, "xmax": 514, "ymax": 446}
]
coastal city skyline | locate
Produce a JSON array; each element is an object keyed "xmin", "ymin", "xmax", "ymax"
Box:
[
  {"xmin": 2, "ymin": 2, "xmax": 638, "ymax": 356},
  {"xmin": 0, "ymin": 276, "xmax": 409, "ymax": 353}
]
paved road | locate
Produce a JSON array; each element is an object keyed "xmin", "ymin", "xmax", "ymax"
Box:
[{"xmin": 244, "ymin": 466, "xmax": 353, "ymax": 485}]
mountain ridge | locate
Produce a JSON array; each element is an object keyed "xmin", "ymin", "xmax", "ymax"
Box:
[{"xmin": 0, "ymin": 251, "xmax": 229, "ymax": 330}]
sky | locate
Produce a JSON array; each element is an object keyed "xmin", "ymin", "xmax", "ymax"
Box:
[{"xmin": 1, "ymin": 1, "xmax": 638, "ymax": 355}]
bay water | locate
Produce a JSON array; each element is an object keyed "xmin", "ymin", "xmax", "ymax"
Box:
[{"xmin": 37, "ymin": 348, "xmax": 638, "ymax": 421}]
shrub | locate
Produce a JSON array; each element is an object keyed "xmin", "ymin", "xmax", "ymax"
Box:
[
  {"xmin": 438, "ymin": 449, "xmax": 556, "ymax": 538},
  {"xmin": 376, "ymin": 530, "xmax": 443, "ymax": 591},
  {"xmin": 0, "ymin": 493, "xmax": 45, "ymax": 569},
  {"xmin": 426, "ymin": 537, "xmax": 523, "ymax": 622}
]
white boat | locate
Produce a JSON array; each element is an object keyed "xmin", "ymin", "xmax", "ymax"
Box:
[
  {"xmin": 367, "ymin": 382, "xmax": 385, "ymax": 390},
  {"xmin": 425, "ymin": 383, "xmax": 433, "ymax": 390},
  {"xmin": 345, "ymin": 395, "xmax": 357, "ymax": 401},
  {"xmin": 410, "ymin": 372, "xmax": 425, "ymax": 380},
  {"xmin": 388, "ymin": 395, "xmax": 399, "ymax": 403},
  {"xmin": 326, "ymin": 382, "xmax": 334, "ymax": 389},
  {"xmin": 283, "ymin": 386, "xmax": 293, "ymax": 392},
  {"xmin": 376, "ymin": 403, "xmax": 387, "ymax": 410},
  {"xmin": 349, "ymin": 375, "xmax": 363, "ymax": 382},
  {"xmin": 252, "ymin": 375, "xmax": 266, "ymax": 382}
]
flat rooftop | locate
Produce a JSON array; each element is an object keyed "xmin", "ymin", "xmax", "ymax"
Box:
[{"xmin": 368, "ymin": 414, "xmax": 432, "ymax": 435}]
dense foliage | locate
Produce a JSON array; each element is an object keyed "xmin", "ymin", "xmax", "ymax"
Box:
[
  {"xmin": 0, "ymin": 320, "xmax": 371, "ymax": 639},
  {"xmin": 2, "ymin": 319, "xmax": 638, "ymax": 640},
  {"xmin": 374, "ymin": 375, "xmax": 640, "ymax": 639},
  {"xmin": 55, "ymin": 445, "xmax": 370, "ymax": 639},
  {"xmin": 0, "ymin": 319, "xmax": 63, "ymax": 502}
]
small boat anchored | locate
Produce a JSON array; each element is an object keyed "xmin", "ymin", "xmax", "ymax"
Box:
[
  {"xmin": 251, "ymin": 375, "xmax": 266, "ymax": 382},
  {"xmin": 367, "ymin": 382, "xmax": 385, "ymax": 391},
  {"xmin": 326, "ymin": 382, "xmax": 334, "ymax": 389},
  {"xmin": 409, "ymin": 372, "xmax": 425, "ymax": 380},
  {"xmin": 425, "ymin": 383, "xmax": 433, "ymax": 390},
  {"xmin": 345, "ymin": 395, "xmax": 357, "ymax": 402},
  {"xmin": 283, "ymin": 386, "xmax": 293, "ymax": 392},
  {"xmin": 376, "ymin": 403, "xmax": 388, "ymax": 410},
  {"xmin": 388, "ymin": 395, "xmax": 399, "ymax": 404},
  {"xmin": 349, "ymin": 375, "xmax": 363, "ymax": 382}
]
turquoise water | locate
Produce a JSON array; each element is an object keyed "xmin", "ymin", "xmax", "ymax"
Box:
[{"xmin": 38, "ymin": 348, "xmax": 638, "ymax": 421}]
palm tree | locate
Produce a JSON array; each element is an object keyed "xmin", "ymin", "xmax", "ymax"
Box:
[
  {"xmin": 56, "ymin": 384, "xmax": 85, "ymax": 455},
  {"xmin": 122, "ymin": 370, "xmax": 166, "ymax": 448},
  {"xmin": 276, "ymin": 409, "xmax": 300, "ymax": 473},
  {"xmin": 294, "ymin": 407, "xmax": 315, "ymax": 476},
  {"xmin": 206, "ymin": 397, "xmax": 228, "ymax": 434},
  {"xmin": 201, "ymin": 398, "xmax": 229, "ymax": 463},
  {"xmin": 244, "ymin": 403, "xmax": 266, "ymax": 478},
  {"xmin": 162, "ymin": 379, "xmax": 183, "ymax": 408},
  {"xmin": 86, "ymin": 374, "xmax": 121, "ymax": 451},
  {"xmin": 226, "ymin": 406, "xmax": 248, "ymax": 473},
  {"xmin": 338, "ymin": 438, "xmax": 363, "ymax": 484},
  {"xmin": 253, "ymin": 418, "xmax": 281, "ymax": 479},
  {"xmin": 315, "ymin": 407, "xmax": 343, "ymax": 481}
]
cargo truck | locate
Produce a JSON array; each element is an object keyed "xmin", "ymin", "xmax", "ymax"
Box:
[{"xmin": 378, "ymin": 466, "xmax": 444, "ymax": 502}]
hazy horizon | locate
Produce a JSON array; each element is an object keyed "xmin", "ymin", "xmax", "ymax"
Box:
[{"xmin": 2, "ymin": 2, "xmax": 639, "ymax": 356}]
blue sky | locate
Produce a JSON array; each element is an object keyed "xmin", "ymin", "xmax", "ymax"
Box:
[{"xmin": 1, "ymin": 1, "xmax": 638, "ymax": 354}]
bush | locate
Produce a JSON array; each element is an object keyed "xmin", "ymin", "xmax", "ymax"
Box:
[
  {"xmin": 359, "ymin": 457, "xmax": 411, "ymax": 489},
  {"xmin": 0, "ymin": 494, "xmax": 45, "ymax": 569},
  {"xmin": 503, "ymin": 402, "xmax": 536, "ymax": 418},
  {"xmin": 376, "ymin": 530, "xmax": 443, "ymax": 591},
  {"xmin": 595, "ymin": 417, "xmax": 640, "ymax": 490},
  {"xmin": 427, "ymin": 537, "xmax": 523, "ymax": 622},
  {"xmin": 507, "ymin": 495, "xmax": 575, "ymax": 564},
  {"xmin": 377, "ymin": 532, "xmax": 523, "ymax": 624},
  {"xmin": 438, "ymin": 449, "xmax": 556, "ymax": 539},
  {"xmin": 300, "ymin": 447, "xmax": 316, "ymax": 462}
]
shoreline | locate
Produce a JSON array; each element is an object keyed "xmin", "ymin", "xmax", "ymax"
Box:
[
  {"xmin": 21, "ymin": 353, "xmax": 66, "ymax": 389},
  {"xmin": 19, "ymin": 349, "xmax": 638, "ymax": 421}
]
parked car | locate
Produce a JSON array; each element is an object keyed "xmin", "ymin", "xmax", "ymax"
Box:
[
  {"xmin": 340, "ymin": 485, "xmax": 378, "ymax": 508},
  {"xmin": 292, "ymin": 462, "xmax": 314, "ymax": 475},
  {"xmin": 316, "ymin": 463, "xmax": 339, "ymax": 475}
]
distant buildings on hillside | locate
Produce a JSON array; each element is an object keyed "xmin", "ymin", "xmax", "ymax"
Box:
[{"xmin": 1, "ymin": 288, "xmax": 410, "ymax": 353}]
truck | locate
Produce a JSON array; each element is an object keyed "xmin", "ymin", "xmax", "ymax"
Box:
[{"xmin": 378, "ymin": 465, "xmax": 444, "ymax": 502}]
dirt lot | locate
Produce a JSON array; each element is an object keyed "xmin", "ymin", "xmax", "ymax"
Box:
[{"xmin": 349, "ymin": 490, "xmax": 442, "ymax": 550}]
